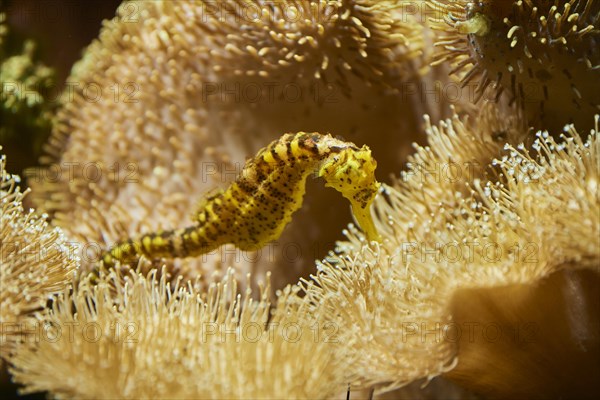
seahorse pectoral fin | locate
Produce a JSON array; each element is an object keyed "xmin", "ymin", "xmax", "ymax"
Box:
[{"xmin": 351, "ymin": 201, "xmax": 382, "ymax": 243}]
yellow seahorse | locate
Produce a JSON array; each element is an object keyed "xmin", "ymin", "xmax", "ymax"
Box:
[{"xmin": 101, "ymin": 132, "xmax": 381, "ymax": 268}]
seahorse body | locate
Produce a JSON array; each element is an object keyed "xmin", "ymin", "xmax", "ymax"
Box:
[{"xmin": 102, "ymin": 132, "xmax": 381, "ymax": 268}]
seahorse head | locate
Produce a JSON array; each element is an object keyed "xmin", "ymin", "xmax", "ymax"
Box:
[{"xmin": 318, "ymin": 145, "xmax": 382, "ymax": 242}]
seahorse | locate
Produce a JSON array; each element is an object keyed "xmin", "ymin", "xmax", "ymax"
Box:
[{"xmin": 101, "ymin": 132, "xmax": 381, "ymax": 269}]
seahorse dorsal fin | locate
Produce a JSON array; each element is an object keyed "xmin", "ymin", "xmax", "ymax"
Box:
[{"xmin": 191, "ymin": 187, "xmax": 225, "ymax": 221}]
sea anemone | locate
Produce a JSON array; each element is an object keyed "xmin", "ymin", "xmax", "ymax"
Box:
[
  {"xmin": 7, "ymin": 269, "xmax": 350, "ymax": 399},
  {"xmin": 0, "ymin": 151, "xmax": 78, "ymax": 358},
  {"xmin": 428, "ymin": 0, "xmax": 600, "ymax": 132}
]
